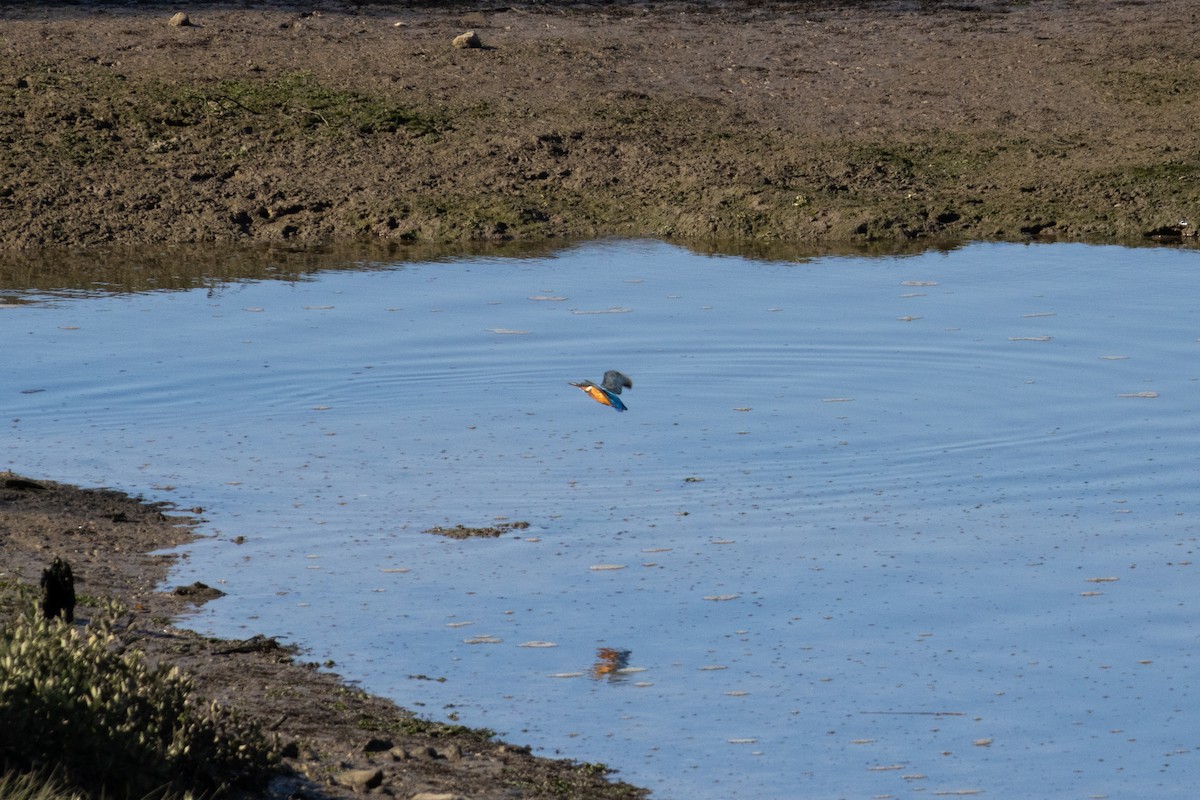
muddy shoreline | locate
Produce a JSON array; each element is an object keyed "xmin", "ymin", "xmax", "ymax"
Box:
[
  {"xmin": 0, "ymin": 473, "xmax": 649, "ymax": 799},
  {"xmin": 3, "ymin": 0, "xmax": 1200, "ymax": 251}
]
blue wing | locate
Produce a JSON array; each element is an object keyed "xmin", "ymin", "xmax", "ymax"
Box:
[{"xmin": 599, "ymin": 387, "xmax": 628, "ymax": 411}]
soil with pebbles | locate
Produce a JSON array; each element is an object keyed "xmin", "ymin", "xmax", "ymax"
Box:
[{"xmin": 2, "ymin": 0, "xmax": 1199, "ymax": 251}]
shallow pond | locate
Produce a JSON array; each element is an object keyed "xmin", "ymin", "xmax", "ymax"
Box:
[{"xmin": 4, "ymin": 239, "xmax": 1198, "ymax": 799}]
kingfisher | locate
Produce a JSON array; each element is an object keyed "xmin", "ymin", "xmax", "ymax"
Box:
[{"xmin": 570, "ymin": 370, "xmax": 633, "ymax": 412}]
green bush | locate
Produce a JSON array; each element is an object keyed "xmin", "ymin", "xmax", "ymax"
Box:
[{"xmin": 0, "ymin": 605, "xmax": 276, "ymax": 798}]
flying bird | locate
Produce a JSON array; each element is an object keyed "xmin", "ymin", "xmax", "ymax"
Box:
[{"xmin": 570, "ymin": 370, "xmax": 633, "ymax": 412}]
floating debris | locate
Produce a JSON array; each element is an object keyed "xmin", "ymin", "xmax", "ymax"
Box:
[
  {"xmin": 549, "ymin": 672, "xmax": 584, "ymax": 678},
  {"xmin": 859, "ymin": 710, "xmax": 964, "ymax": 716},
  {"xmin": 1085, "ymin": 576, "xmax": 1120, "ymax": 583},
  {"xmin": 519, "ymin": 641, "xmax": 558, "ymax": 648},
  {"xmin": 445, "ymin": 621, "xmax": 474, "ymax": 628},
  {"xmin": 1009, "ymin": 335, "xmax": 1053, "ymax": 341},
  {"xmin": 571, "ymin": 307, "xmax": 633, "ymax": 315},
  {"xmin": 304, "ymin": 305, "xmax": 335, "ymax": 310},
  {"xmin": 380, "ymin": 567, "xmax": 411, "ymax": 573},
  {"xmin": 900, "ymin": 280, "xmax": 939, "ymax": 286},
  {"xmin": 898, "ymin": 315, "xmax": 922, "ymax": 322},
  {"xmin": 698, "ymin": 665, "xmax": 728, "ymax": 671},
  {"xmin": 425, "ymin": 521, "xmax": 530, "ymax": 539},
  {"xmin": 486, "ymin": 328, "xmax": 531, "ymax": 335},
  {"xmin": 703, "ymin": 594, "xmax": 740, "ymax": 601},
  {"xmin": 1100, "ymin": 355, "xmax": 1130, "ymax": 360},
  {"xmin": 1118, "ymin": 391, "xmax": 1158, "ymax": 398},
  {"xmin": 590, "ymin": 564, "xmax": 627, "ymax": 571},
  {"xmin": 1022, "ymin": 312, "xmax": 1056, "ymax": 318},
  {"xmin": 727, "ymin": 738, "xmax": 758, "ymax": 744},
  {"xmin": 822, "ymin": 397, "xmax": 854, "ymax": 403},
  {"xmin": 528, "ymin": 295, "xmax": 567, "ymax": 301},
  {"xmin": 463, "ymin": 634, "xmax": 502, "ymax": 644}
]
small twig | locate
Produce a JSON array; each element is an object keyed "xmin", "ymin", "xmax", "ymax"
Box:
[
  {"xmin": 285, "ymin": 106, "xmax": 330, "ymax": 126},
  {"xmin": 206, "ymin": 92, "xmax": 262, "ymax": 116}
]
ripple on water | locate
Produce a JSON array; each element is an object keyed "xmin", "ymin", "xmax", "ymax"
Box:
[{"xmin": 4, "ymin": 240, "xmax": 1200, "ymax": 800}]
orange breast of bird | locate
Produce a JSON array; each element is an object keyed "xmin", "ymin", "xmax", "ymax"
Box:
[{"xmin": 584, "ymin": 385, "xmax": 613, "ymax": 406}]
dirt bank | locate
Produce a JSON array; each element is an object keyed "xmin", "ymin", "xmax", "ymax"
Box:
[
  {"xmin": 0, "ymin": 473, "xmax": 648, "ymax": 800},
  {"xmin": 2, "ymin": 0, "xmax": 1199, "ymax": 251}
]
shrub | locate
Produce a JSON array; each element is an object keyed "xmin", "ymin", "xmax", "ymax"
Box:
[{"xmin": 0, "ymin": 604, "xmax": 276, "ymax": 798}]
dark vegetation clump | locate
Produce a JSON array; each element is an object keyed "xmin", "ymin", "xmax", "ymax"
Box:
[{"xmin": 39, "ymin": 558, "xmax": 75, "ymax": 623}]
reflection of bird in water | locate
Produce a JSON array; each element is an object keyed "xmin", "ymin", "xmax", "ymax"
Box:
[
  {"xmin": 570, "ymin": 370, "xmax": 633, "ymax": 412},
  {"xmin": 591, "ymin": 647, "xmax": 632, "ymax": 679}
]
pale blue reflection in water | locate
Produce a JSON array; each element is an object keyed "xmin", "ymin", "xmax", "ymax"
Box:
[{"xmin": 3, "ymin": 240, "xmax": 1199, "ymax": 799}]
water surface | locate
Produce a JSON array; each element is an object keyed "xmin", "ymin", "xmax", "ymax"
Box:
[{"xmin": 4, "ymin": 240, "xmax": 1198, "ymax": 799}]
